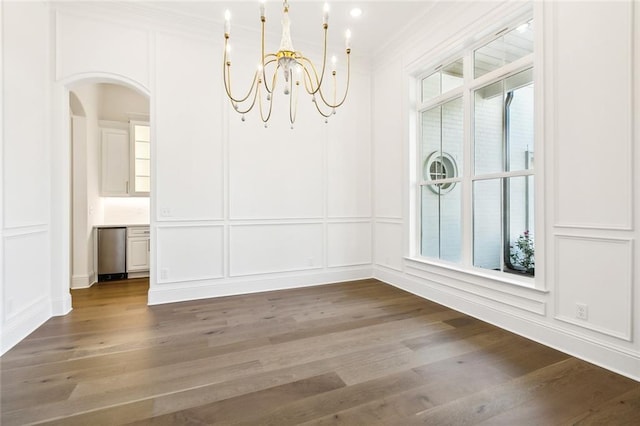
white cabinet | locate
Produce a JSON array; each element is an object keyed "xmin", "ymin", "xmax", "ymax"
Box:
[
  {"xmin": 127, "ymin": 226, "xmax": 150, "ymax": 275},
  {"xmin": 100, "ymin": 122, "xmax": 151, "ymax": 197},
  {"xmin": 101, "ymin": 128, "xmax": 130, "ymax": 196}
]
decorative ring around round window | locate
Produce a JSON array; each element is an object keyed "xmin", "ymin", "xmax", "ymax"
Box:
[{"xmin": 423, "ymin": 151, "xmax": 459, "ymax": 194}]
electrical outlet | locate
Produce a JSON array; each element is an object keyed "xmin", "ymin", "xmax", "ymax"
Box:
[
  {"xmin": 576, "ymin": 303, "xmax": 588, "ymax": 320},
  {"xmin": 160, "ymin": 208, "xmax": 171, "ymax": 217},
  {"xmin": 160, "ymin": 268, "xmax": 169, "ymax": 280},
  {"xmin": 307, "ymin": 257, "xmax": 314, "ymax": 266}
]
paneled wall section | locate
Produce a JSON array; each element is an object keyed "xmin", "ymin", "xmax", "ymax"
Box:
[
  {"xmin": 1, "ymin": 1, "xmax": 53, "ymax": 353},
  {"xmin": 49, "ymin": 9, "xmax": 373, "ymax": 305},
  {"xmin": 371, "ymin": 1, "xmax": 640, "ymax": 380}
]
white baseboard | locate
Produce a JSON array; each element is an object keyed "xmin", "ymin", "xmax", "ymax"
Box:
[
  {"xmin": 71, "ymin": 274, "xmax": 93, "ymax": 289},
  {"xmin": 128, "ymin": 271, "xmax": 149, "ymax": 279},
  {"xmin": 1, "ymin": 299, "xmax": 51, "ymax": 355},
  {"xmin": 148, "ymin": 267, "xmax": 373, "ymax": 305},
  {"xmin": 52, "ymin": 292, "xmax": 73, "ymax": 317},
  {"xmin": 374, "ymin": 267, "xmax": 640, "ymax": 382}
]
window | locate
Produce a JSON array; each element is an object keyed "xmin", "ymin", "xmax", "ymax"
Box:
[
  {"xmin": 417, "ymin": 17, "xmax": 535, "ymax": 279},
  {"xmin": 130, "ymin": 121, "xmax": 151, "ymax": 195},
  {"xmin": 420, "ymin": 93, "xmax": 463, "ymax": 262}
]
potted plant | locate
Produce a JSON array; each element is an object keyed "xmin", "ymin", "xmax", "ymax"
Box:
[{"xmin": 510, "ymin": 231, "xmax": 535, "ymax": 275}]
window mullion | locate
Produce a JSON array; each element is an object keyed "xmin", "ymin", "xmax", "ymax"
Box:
[
  {"xmin": 468, "ymin": 54, "xmax": 534, "ymax": 92},
  {"xmin": 462, "ymin": 52, "xmax": 474, "ymax": 269},
  {"xmin": 418, "ymin": 86, "xmax": 464, "ymax": 112},
  {"xmin": 472, "ymin": 169, "xmax": 535, "ymax": 181}
]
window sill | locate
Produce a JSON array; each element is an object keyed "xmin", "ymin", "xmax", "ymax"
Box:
[{"xmin": 404, "ymin": 256, "xmax": 548, "ymax": 295}]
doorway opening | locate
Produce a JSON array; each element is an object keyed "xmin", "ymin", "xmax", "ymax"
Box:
[{"xmin": 69, "ymin": 82, "xmax": 151, "ymax": 302}]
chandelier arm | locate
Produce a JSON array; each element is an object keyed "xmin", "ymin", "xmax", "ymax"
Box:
[
  {"xmin": 300, "ymin": 64, "xmax": 332, "ymax": 119},
  {"xmin": 297, "ymin": 57, "xmax": 322, "ymax": 94},
  {"xmin": 311, "ymin": 95, "xmax": 334, "ymax": 118},
  {"xmin": 261, "ymin": 56, "xmax": 278, "ymax": 92},
  {"xmin": 315, "ymin": 52, "xmax": 351, "ymax": 109},
  {"xmin": 290, "ymin": 79, "xmax": 300, "ymax": 125},
  {"xmin": 257, "ymin": 83, "xmax": 266, "ymax": 121},
  {"xmin": 259, "ymin": 64, "xmax": 280, "ymax": 123},
  {"xmin": 305, "ymin": 64, "xmax": 334, "ymax": 118},
  {"xmin": 300, "ymin": 56, "xmax": 324, "ymax": 95},
  {"xmin": 299, "ymin": 63, "xmax": 317, "ymax": 95},
  {"xmin": 223, "ymin": 41, "xmax": 261, "ymax": 104},
  {"xmin": 260, "ymin": 19, "xmax": 276, "ymax": 96},
  {"xmin": 231, "ymin": 80, "xmax": 261, "ymax": 115},
  {"xmin": 224, "ymin": 66, "xmax": 260, "ymax": 104},
  {"xmin": 298, "ymin": 24, "xmax": 330, "ymax": 94},
  {"xmin": 261, "ymin": 16, "xmax": 266, "ymax": 89}
]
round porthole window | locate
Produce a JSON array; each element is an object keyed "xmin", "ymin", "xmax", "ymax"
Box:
[{"xmin": 423, "ymin": 151, "xmax": 458, "ymax": 194}]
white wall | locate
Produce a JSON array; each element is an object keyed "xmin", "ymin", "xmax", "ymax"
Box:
[
  {"xmin": 372, "ymin": 0, "xmax": 640, "ymax": 380},
  {"xmin": 71, "ymin": 114, "xmax": 89, "ymax": 287},
  {"xmin": 99, "ymin": 83, "xmax": 149, "ymax": 122},
  {"xmin": 70, "ymin": 84, "xmax": 104, "ymax": 288},
  {"xmin": 1, "ymin": 1, "xmax": 61, "ymax": 353},
  {"xmin": 102, "ymin": 197, "xmax": 149, "ymax": 225},
  {"xmin": 47, "ymin": 4, "xmax": 372, "ymax": 309}
]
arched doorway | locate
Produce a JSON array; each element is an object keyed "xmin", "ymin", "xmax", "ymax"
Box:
[{"xmin": 51, "ymin": 74, "xmax": 152, "ymax": 314}]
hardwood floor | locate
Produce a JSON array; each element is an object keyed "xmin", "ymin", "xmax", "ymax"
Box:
[{"xmin": 1, "ymin": 278, "xmax": 639, "ymax": 425}]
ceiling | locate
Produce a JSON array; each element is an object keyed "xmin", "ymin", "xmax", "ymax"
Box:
[{"xmin": 141, "ymin": 1, "xmax": 438, "ymax": 56}]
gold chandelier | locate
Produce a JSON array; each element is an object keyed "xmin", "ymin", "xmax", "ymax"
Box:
[{"xmin": 223, "ymin": 0, "xmax": 351, "ymax": 128}]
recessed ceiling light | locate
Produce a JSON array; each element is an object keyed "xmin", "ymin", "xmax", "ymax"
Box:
[{"xmin": 350, "ymin": 8, "xmax": 362, "ymax": 18}]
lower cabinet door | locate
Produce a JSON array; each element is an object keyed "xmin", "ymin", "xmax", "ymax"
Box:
[{"xmin": 127, "ymin": 237, "xmax": 150, "ymax": 272}]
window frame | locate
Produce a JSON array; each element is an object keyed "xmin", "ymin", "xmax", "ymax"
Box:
[
  {"xmin": 129, "ymin": 120, "xmax": 151, "ymax": 197},
  {"xmin": 412, "ymin": 13, "xmax": 540, "ymax": 289}
]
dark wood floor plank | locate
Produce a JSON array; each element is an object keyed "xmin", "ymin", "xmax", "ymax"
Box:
[
  {"xmin": 473, "ymin": 363, "xmax": 639, "ymax": 425},
  {"xmin": 34, "ymin": 357, "xmax": 341, "ymax": 426},
  {"xmin": 234, "ymin": 369, "xmax": 426, "ymax": 426},
  {"xmin": 405, "ymin": 357, "xmax": 637, "ymax": 425},
  {"xmin": 1, "ymin": 278, "xmax": 638, "ymax": 426},
  {"xmin": 298, "ymin": 329, "xmax": 570, "ymax": 425},
  {"xmin": 561, "ymin": 386, "xmax": 640, "ymax": 425},
  {"xmin": 129, "ymin": 372, "xmax": 346, "ymax": 425}
]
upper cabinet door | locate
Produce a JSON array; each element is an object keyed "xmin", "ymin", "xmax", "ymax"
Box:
[{"xmin": 101, "ymin": 128, "xmax": 130, "ymax": 196}]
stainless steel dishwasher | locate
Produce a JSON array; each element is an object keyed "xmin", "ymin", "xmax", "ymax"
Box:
[{"xmin": 97, "ymin": 227, "xmax": 127, "ymax": 282}]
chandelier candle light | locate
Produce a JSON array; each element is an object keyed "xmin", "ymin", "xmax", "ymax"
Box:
[{"xmin": 223, "ymin": 0, "xmax": 352, "ymax": 128}]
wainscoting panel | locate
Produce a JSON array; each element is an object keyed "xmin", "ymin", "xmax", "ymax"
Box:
[
  {"xmin": 553, "ymin": 1, "xmax": 633, "ymax": 229},
  {"xmin": 4, "ymin": 2, "xmax": 49, "ymax": 229},
  {"xmin": 374, "ymin": 221, "xmax": 404, "ymax": 271},
  {"xmin": 227, "ymin": 61, "xmax": 325, "ymax": 220},
  {"xmin": 372, "ymin": 61, "xmax": 404, "ymax": 219},
  {"xmin": 156, "ymin": 225, "xmax": 224, "ymax": 284},
  {"xmin": 229, "ymin": 223, "xmax": 323, "ymax": 276},
  {"xmin": 3, "ymin": 230, "xmax": 49, "ymax": 323},
  {"xmin": 327, "ymin": 72, "xmax": 372, "ymax": 219},
  {"xmin": 327, "ymin": 222, "xmax": 372, "ymax": 267},
  {"xmin": 154, "ymin": 32, "xmax": 224, "ymax": 222},
  {"xmin": 555, "ymin": 235, "xmax": 633, "ymax": 341}
]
